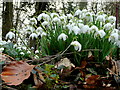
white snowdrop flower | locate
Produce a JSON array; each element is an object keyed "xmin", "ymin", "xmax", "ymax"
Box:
[
  {"xmin": 37, "ymin": 13, "xmax": 45, "ymax": 21},
  {"xmin": 0, "ymin": 41, "xmax": 7, "ymax": 45},
  {"xmin": 111, "ymin": 29, "xmax": 119, "ymax": 34},
  {"xmin": 35, "ymin": 50, "xmax": 39, "ymax": 54},
  {"xmin": 96, "ymin": 15, "xmax": 105, "ymax": 22},
  {"xmin": 78, "ymin": 20, "xmax": 83, "ymax": 23},
  {"xmin": 98, "ymin": 30, "xmax": 106, "ymax": 38},
  {"xmin": 7, "ymin": 40, "xmax": 11, "ymax": 43},
  {"xmin": 41, "ymin": 32, "xmax": 47, "ymax": 37},
  {"xmin": 30, "ymin": 17, "xmax": 37, "ymax": 25},
  {"xmin": 20, "ymin": 52, "xmax": 25, "ymax": 55},
  {"xmin": 108, "ymin": 16, "xmax": 116, "ymax": 23},
  {"xmin": 81, "ymin": 25, "xmax": 90, "ymax": 33},
  {"xmin": 27, "ymin": 25, "xmax": 35, "ymax": 32},
  {"xmin": 78, "ymin": 23, "xmax": 84, "ymax": 29},
  {"xmin": 67, "ymin": 14, "xmax": 73, "ymax": 19},
  {"xmin": 24, "ymin": 18, "xmax": 30, "ymax": 24},
  {"xmin": 52, "ymin": 17, "xmax": 61, "ymax": 23},
  {"xmin": 22, "ymin": 46, "xmax": 27, "ymax": 50},
  {"xmin": 31, "ymin": 47, "xmax": 34, "ymax": 50},
  {"xmin": 85, "ymin": 12, "xmax": 93, "ymax": 22},
  {"xmin": 41, "ymin": 21, "xmax": 49, "ymax": 26},
  {"xmin": 29, "ymin": 33, "xmax": 38, "ymax": 40},
  {"xmin": 72, "ymin": 26, "xmax": 81, "ymax": 35},
  {"xmin": 116, "ymin": 40, "xmax": 120, "ymax": 48},
  {"xmin": 90, "ymin": 25, "xmax": 98, "ymax": 33},
  {"xmin": 36, "ymin": 27, "xmax": 43, "ymax": 35},
  {"xmin": 104, "ymin": 23, "xmax": 112, "ymax": 30},
  {"xmin": 16, "ymin": 46, "xmax": 21, "ymax": 50},
  {"xmin": 0, "ymin": 48, "xmax": 4, "ymax": 52},
  {"xmin": 50, "ymin": 13, "xmax": 59, "ymax": 18},
  {"xmin": 13, "ymin": 44, "xmax": 17, "ymax": 48},
  {"xmin": 27, "ymin": 51, "xmax": 31, "ymax": 54},
  {"xmin": 58, "ymin": 33, "xmax": 68, "ymax": 41},
  {"xmin": 74, "ymin": 9, "xmax": 82, "ymax": 16},
  {"xmin": 109, "ymin": 33, "xmax": 119, "ymax": 42},
  {"xmin": 59, "ymin": 15, "xmax": 67, "ymax": 23},
  {"xmin": 34, "ymin": 55, "xmax": 39, "ymax": 59},
  {"xmin": 71, "ymin": 41, "xmax": 82, "ymax": 51},
  {"xmin": 6, "ymin": 31, "xmax": 15, "ymax": 40}
]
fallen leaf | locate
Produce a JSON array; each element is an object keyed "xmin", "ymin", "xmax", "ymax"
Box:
[{"xmin": 1, "ymin": 61, "xmax": 35, "ymax": 85}]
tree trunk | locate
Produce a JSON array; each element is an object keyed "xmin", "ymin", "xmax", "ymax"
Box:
[{"xmin": 2, "ymin": 2, "xmax": 13, "ymax": 40}]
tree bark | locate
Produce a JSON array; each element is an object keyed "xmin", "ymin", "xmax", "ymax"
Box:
[{"xmin": 2, "ymin": 2, "xmax": 13, "ymax": 40}]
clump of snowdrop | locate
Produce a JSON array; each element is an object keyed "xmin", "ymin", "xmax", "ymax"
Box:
[
  {"xmin": 6, "ymin": 31, "xmax": 15, "ymax": 40},
  {"xmin": 58, "ymin": 33, "xmax": 68, "ymax": 41},
  {"xmin": 71, "ymin": 41, "xmax": 82, "ymax": 51}
]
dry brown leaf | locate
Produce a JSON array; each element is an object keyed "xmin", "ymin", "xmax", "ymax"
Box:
[
  {"xmin": 1, "ymin": 61, "xmax": 35, "ymax": 85},
  {"xmin": 55, "ymin": 58, "xmax": 75, "ymax": 70}
]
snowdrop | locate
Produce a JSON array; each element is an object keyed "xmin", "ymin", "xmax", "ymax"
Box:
[
  {"xmin": 6, "ymin": 31, "xmax": 15, "ymax": 40},
  {"xmin": 72, "ymin": 26, "xmax": 81, "ymax": 35},
  {"xmin": 27, "ymin": 51, "xmax": 31, "ymax": 54},
  {"xmin": 90, "ymin": 25, "xmax": 99, "ymax": 33},
  {"xmin": 37, "ymin": 13, "xmax": 50, "ymax": 21},
  {"xmin": 109, "ymin": 33, "xmax": 119, "ymax": 42},
  {"xmin": 96, "ymin": 15, "xmax": 105, "ymax": 22},
  {"xmin": 78, "ymin": 23, "xmax": 84, "ymax": 29},
  {"xmin": 85, "ymin": 12, "xmax": 93, "ymax": 22},
  {"xmin": 20, "ymin": 52, "xmax": 25, "ymax": 55},
  {"xmin": 71, "ymin": 41, "xmax": 82, "ymax": 51},
  {"xmin": 34, "ymin": 55, "xmax": 39, "ymax": 59},
  {"xmin": 22, "ymin": 46, "xmax": 27, "ymax": 50},
  {"xmin": 50, "ymin": 13, "xmax": 59, "ymax": 18},
  {"xmin": 108, "ymin": 16, "xmax": 116, "ymax": 23},
  {"xmin": 0, "ymin": 48, "xmax": 4, "ymax": 52},
  {"xmin": 41, "ymin": 32, "xmax": 47, "ymax": 37},
  {"xmin": 0, "ymin": 41, "xmax": 7, "ymax": 45},
  {"xmin": 36, "ymin": 27, "xmax": 44, "ymax": 35},
  {"xmin": 98, "ymin": 30, "xmax": 106, "ymax": 38},
  {"xmin": 35, "ymin": 50, "xmax": 39, "ymax": 54},
  {"xmin": 29, "ymin": 33, "xmax": 38, "ymax": 40},
  {"xmin": 104, "ymin": 23, "xmax": 112, "ymax": 30},
  {"xmin": 58, "ymin": 33, "xmax": 68, "ymax": 41},
  {"xmin": 74, "ymin": 9, "xmax": 82, "ymax": 16},
  {"xmin": 116, "ymin": 40, "xmax": 120, "ymax": 48},
  {"xmin": 52, "ymin": 17, "xmax": 61, "ymax": 23},
  {"xmin": 41, "ymin": 21, "xmax": 49, "ymax": 26},
  {"xmin": 30, "ymin": 18, "xmax": 37, "ymax": 25},
  {"xmin": 81, "ymin": 25, "xmax": 90, "ymax": 34},
  {"xmin": 67, "ymin": 14, "xmax": 73, "ymax": 19}
]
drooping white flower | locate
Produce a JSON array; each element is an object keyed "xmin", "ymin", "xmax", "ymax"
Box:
[
  {"xmin": 41, "ymin": 21, "xmax": 49, "ymax": 26},
  {"xmin": 81, "ymin": 25, "xmax": 90, "ymax": 33},
  {"xmin": 50, "ymin": 13, "xmax": 59, "ymax": 18},
  {"xmin": 37, "ymin": 13, "xmax": 50, "ymax": 21},
  {"xmin": 116, "ymin": 40, "xmax": 120, "ymax": 48},
  {"xmin": 27, "ymin": 25, "xmax": 35, "ymax": 33},
  {"xmin": 90, "ymin": 25, "xmax": 98, "ymax": 33},
  {"xmin": 78, "ymin": 23, "xmax": 84, "ymax": 29},
  {"xmin": 58, "ymin": 33, "xmax": 68, "ymax": 41},
  {"xmin": 74, "ymin": 9, "xmax": 82, "ymax": 16},
  {"xmin": 52, "ymin": 17, "xmax": 61, "ymax": 23},
  {"xmin": 22, "ymin": 46, "xmax": 27, "ymax": 50},
  {"xmin": 0, "ymin": 48, "xmax": 4, "ymax": 53},
  {"xmin": 96, "ymin": 15, "xmax": 105, "ymax": 22},
  {"xmin": 72, "ymin": 26, "xmax": 81, "ymax": 35},
  {"xmin": 34, "ymin": 55, "xmax": 39, "ymax": 59},
  {"xmin": 29, "ymin": 33, "xmax": 38, "ymax": 40},
  {"xmin": 35, "ymin": 50, "xmax": 39, "ymax": 54},
  {"xmin": 0, "ymin": 41, "xmax": 7, "ymax": 45},
  {"xmin": 85, "ymin": 12, "xmax": 93, "ymax": 22},
  {"xmin": 36, "ymin": 27, "xmax": 43, "ymax": 35},
  {"xmin": 6, "ymin": 31, "xmax": 15, "ymax": 39},
  {"xmin": 27, "ymin": 51, "xmax": 31, "ymax": 54},
  {"xmin": 104, "ymin": 23, "xmax": 112, "ymax": 30},
  {"xmin": 20, "ymin": 52, "xmax": 25, "ymax": 55},
  {"xmin": 98, "ymin": 30, "xmax": 106, "ymax": 38},
  {"xmin": 108, "ymin": 16, "xmax": 116, "ymax": 23},
  {"xmin": 41, "ymin": 32, "xmax": 47, "ymax": 37},
  {"xmin": 67, "ymin": 14, "xmax": 73, "ymax": 19},
  {"xmin": 30, "ymin": 17, "xmax": 37, "ymax": 25},
  {"xmin": 109, "ymin": 33, "xmax": 119, "ymax": 42},
  {"xmin": 111, "ymin": 29, "xmax": 119, "ymax": 34},
  {"xmin": 71, "ymin": 41, "xmax": 82, "ymax": 51}
]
